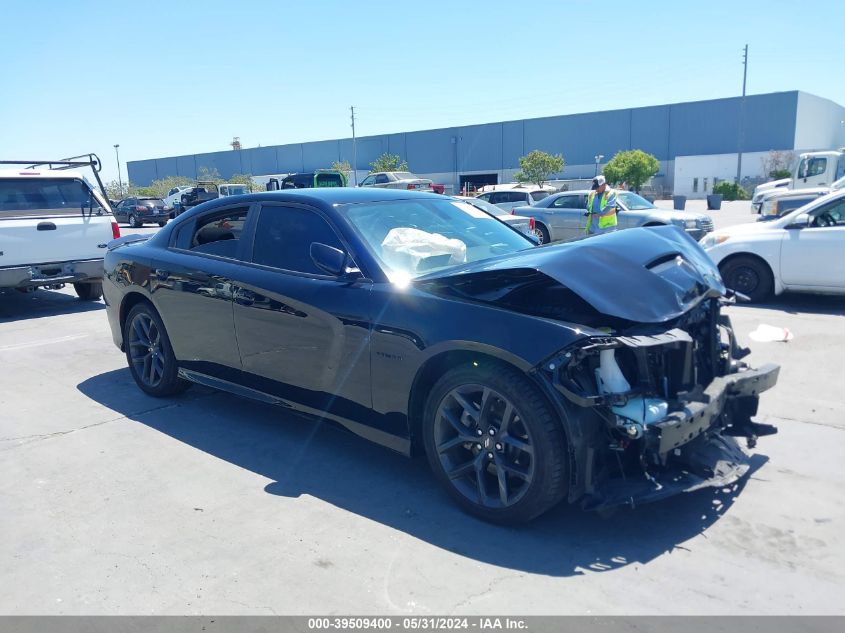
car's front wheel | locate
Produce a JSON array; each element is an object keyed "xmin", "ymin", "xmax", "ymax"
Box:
[
  {"xmin": 720, "ymin": 255, "xmax": 773, "ymax": 302},
  {"xmin": 128, "ymin": 213, "xmax": 142, "ymax": 228},
  {"xmin": 124, "ymin": 303, "xmax": 189, "ymax": 397},
  {"xmin": 423, "ymin": 362, "xmax": 568, "ymax": 523}
]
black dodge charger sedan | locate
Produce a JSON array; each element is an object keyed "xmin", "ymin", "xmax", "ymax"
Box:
[{"xmin": 103, "ymin": 188, "xmax": 779, "ymax": 523}]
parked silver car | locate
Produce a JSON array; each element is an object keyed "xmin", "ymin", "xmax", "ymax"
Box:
[
  {"xmin": 359, "ymin": 171, "xmax": 433, "ymax": 191},
  {"xmin": 513, "ymin": 190, "xmax": 714, "ymax": 244},
  {"xmin": 455, "ymin": 196, "xmax": 535, "ymax": 237}
]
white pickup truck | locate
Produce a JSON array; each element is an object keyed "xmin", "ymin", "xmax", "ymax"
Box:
[
  {"xmin": 0, "ymin": 155, "xmax": 119, "ymax": 301},
  {"xmin": 752, "ymin": 149, "xmax": 845, "ymax": 211}
]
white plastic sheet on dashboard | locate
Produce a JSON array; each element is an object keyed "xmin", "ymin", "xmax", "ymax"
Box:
[{"xmin": 381, "ymin": 227, "xmax": 467, "ymax": 272}]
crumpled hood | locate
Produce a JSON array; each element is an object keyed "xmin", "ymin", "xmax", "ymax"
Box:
[{"xmin": 416, "ymin": 225, "xmax": 726, "ymax": 323}]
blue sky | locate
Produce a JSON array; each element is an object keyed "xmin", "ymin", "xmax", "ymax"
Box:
[{"xmin": 1, "ymin": 0, "xmax": 842, "ymax": 183}]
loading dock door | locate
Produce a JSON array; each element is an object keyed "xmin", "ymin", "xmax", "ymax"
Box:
[{"xmin": 459, "ymin": 173, "xmax": 498, "ymax": 194}]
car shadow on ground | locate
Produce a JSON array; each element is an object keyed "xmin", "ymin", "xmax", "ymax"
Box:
[
  {"xmin": 0, "ymin": 288, "xmax": 104, "ymax": 323},
  {"xmin": 731, "ymin": 293, "xmax": 845, "ymax": 317},
  {"xmin": 78, "ymin": 368, "xmax": 768, "ymax": 578}
]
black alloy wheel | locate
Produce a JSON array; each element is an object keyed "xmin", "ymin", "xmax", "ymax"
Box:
[
  {"xmin": 124, "ymin": 303, "xmax": 189, "ymax": 397},
  {"xmin": 423, "ymin": 363, "xmax": 568, "ymax": 523}
]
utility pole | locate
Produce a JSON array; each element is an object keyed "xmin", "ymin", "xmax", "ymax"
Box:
[
  {"xmin": 113, "ymin": 144, "xmax": 123, "ymax": 197},
  {"xmin": 350, "ymin": 106, "xmax": 358, "ymax": 186},
  {"xmin": 736, "ymin": 44, "xmax": 748, "ymax": 184}
]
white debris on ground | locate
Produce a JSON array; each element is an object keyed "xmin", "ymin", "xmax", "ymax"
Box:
[{"xmin": 749, "ymin": 323, "xmax": 794, "ymax": 342}]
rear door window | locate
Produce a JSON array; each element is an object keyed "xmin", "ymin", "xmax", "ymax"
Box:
[
  {"xmin": 251, "ymin": 206, "xmax": 344, "ymax": 276},
  {"xmin": 185, "ymin": 207, "xmax": 250, "ymax": 259},
  {"xmin": 0, "ymin": 178, "xmax": 102, "ymax": 218}
]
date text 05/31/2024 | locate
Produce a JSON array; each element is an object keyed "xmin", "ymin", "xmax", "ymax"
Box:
[{"xmin": 307, "ymin": 617, "xmax": 529, "ymax": 630}]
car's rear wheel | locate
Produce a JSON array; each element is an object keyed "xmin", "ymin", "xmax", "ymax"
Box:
[
  {"xmin": 124, "ymin": 303, "xmax": 189, "ymax": 397},
  {"xmin": 73, "ymin": 281, "xmax": 102, "ymax": 301},
  {"xmin": 532, "ymin": 222, "xmax": 550, "ymax": 244},
  {"xmin": 720, "ymin": 255, "xmax": 773, "ymax": 302},
  {"xmin": 422, "ymin": 362, "xmax": 567, "ymax": 524},
  {"xmin": 158, "ymin": 221, "xmax": 167, "ymax": 227}
]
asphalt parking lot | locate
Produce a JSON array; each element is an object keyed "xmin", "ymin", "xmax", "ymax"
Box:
[{"xmin": 2, "ymin": 202, "xmax": 844, "ymax": 615}]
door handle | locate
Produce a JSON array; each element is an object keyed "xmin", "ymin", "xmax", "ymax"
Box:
[{"xmin": 234, "ymin": 288, "xmax": 256, "ymax": 306}]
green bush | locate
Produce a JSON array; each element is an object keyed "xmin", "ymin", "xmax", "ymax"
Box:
[{"xmin": 712, "ymin": 181, "xmax": 749, "ymax": 201}]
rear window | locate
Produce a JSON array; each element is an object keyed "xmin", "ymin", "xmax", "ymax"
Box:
[
  {"xmin": 392, "ymin": 172, "xmax": 416, "ymax": 180},
  {"xmin": 315, "ymin": 173, "xmax": 344, "ymax": 187},
  {"xmin": 139, "ymin": 198, "xmax": 165, "ymax": 207},
  {"xmin": 0, "ymin": 178, "xmax": 102, "ymax": 218},
  {"xmin": 530, "ymin": 191, "xmax": 550, "ymax": 201}
]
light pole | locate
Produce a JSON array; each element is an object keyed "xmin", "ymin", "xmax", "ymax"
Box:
[
  {"xmin": 594, "ymin": 154, "xmax": 604, "ymax": 177},
  {"xmin": 113, "ymin": 144, "xmax": 123, "ymax": 197}
]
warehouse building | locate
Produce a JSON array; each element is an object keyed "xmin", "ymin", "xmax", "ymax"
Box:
[{"xmin": 128, "ymin": 90, "xmax": 845, "ymax": 199}]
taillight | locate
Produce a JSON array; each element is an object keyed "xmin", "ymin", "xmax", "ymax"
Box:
[
  {"xmin": 407, "ymin": 184, "xmax": 416, "ymax": 190},
  {"xmin": 111, "ymin": 222, "xmax": 121, "ymax": 239},
  {"xmin": 529, "ymin": 217, "xmax": 536, "ymax": 231}
]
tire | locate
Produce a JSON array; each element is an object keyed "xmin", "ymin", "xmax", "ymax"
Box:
[
  {"xmin": 73, "ymin": 281, "xmax": 102, "ymax": 301},
  {"xmin": 719, "ymin": 255, "xmax": 773, "ymax": 303},
  {"xmin": 532, "ymin": 222, "xmax": 551, "ymax": 244},
  {"xmin": 123, "ymin": 302, "xmax": 190, "ymax": 397},
  {"xmin": 422, "ymin": 362, "xmax": 568, "ymax": 524},
  {"xmin": 128, "ymin": 214, "xmax": 142, "ymax": 229},
  {"xmin": 158, "ymin": 221, "xmax": 167, "ymax": 227}
]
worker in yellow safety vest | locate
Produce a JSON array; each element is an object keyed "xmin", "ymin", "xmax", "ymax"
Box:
[{"xmin": 584, "ymin": 175, "xmax": 619, "ymax": 235}]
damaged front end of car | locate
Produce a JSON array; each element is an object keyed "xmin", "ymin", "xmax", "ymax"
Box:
[
  {"xmin": 537, "ymin": 300, "xmax": 778, "ymax": 510},
  {"xmin": 418, "ymin": 226, "xmax": 780, "ymax": 510}
]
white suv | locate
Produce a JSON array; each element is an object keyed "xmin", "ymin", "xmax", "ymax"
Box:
[
  {"xmin": 475, "ymin": 184, "xmax": 555, "ymax": 212},
  {"xmin": 0, "ymin": 155, "xmax": 119, "ymax": 301}
]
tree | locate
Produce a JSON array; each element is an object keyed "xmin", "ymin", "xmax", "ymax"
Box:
[
  {"xmin": 514, "ymin": 150, "xmax": 564, "ymax": 187},
  {"xmin": 332, "ymin": 159, "xmax": 351, "ymax": 175},
  {"xmin": 761, "ymin": 150, "xmax": 795, "ymax": 180},
  {"xmin": 602, "ymin": 150, "xmax": 659, "ymax": 193},
  {"xmin": 713, "ymin": 181, "xmax": 749, "ymax": 201},
  {"xmin": 370, "ymin": 153, "xmax": 408, "ymax": 173}
]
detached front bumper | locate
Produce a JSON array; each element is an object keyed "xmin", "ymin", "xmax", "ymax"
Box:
[{"xmin": 0, "ymin": 258, "xmax": 104, "ymax": 290}]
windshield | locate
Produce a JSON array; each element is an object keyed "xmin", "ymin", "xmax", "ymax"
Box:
[
  {"xmin": 0, "ymin": 177, "xmax": 103, "ymax": 218},
  {"xmin": 617, "ymin": 191, "xmax": 656, "ymax": 210},
  {"xmin": 343, "ymin": 198, "xmax": 533, "ymax": 281}
]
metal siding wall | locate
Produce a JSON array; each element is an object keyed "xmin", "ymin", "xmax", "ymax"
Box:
[
  {"xmin": 742, "ymin": 92, "xmax": 796, "ymax": 151},
  {"xmin": 524, "ymin": 110, "xmax": 629, "ymax": 166},
  {"xmin": 127, "ymin": 159, "xmax": 158, "ymax": 186},
  {"xmin": 245, "ymin": 146, "xmax": 278, "ymax": 175},
  {"xmin": 406, "ymin": 129, "xmax": 453, "ymax": 173},
  {"xmin": 126, "ymin": 92, "xmax": 820, "ymax": 184},
  {"xmin": 195, "ymin": 151, "xmax": 243, "ymax": 179},
  {"xmin": 502, "ymin": 121, "xmax": 523, "ymax": 169},
  {"xmin": 174, "ymin": 156, "xmax": 196, "ymax": 179},
  {"xmin": 630, "ymin": 106, "xmax": 671, "ymax": 160},
  {"xmin": 275, "ymin": 144, "xmax": 303, "ymax": 173},
  {"xmin": 302, "ymin": 140, "xmax": 339, "ymax": 171},
  {"xmin": 387, "ymin": 133, "xmax": 406, "ymax": 159},
  {"xmin": 458, "ymin": 123, "xmax": 502, "ymax": 172},
  {"xmin": 355, "ymin": 136, "xmax": 388, "ymax": 170}
]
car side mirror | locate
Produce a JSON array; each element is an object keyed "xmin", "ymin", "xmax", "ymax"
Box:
[
  {"xmin": 785, "ymin": 213, "xmax": 810, "ymax": 229},
  {"xmin": 310, "ymin": 242, "xmax": 348, "ymax": 276}
]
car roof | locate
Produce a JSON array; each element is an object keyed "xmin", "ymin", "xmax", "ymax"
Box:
[
  {"xmin": 189, "ymin": 187, "xmax": 444, "ymax": 211},
  {"xmin": 480, "ymin": 183, "xmax": 555, "ymax": 192}
]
